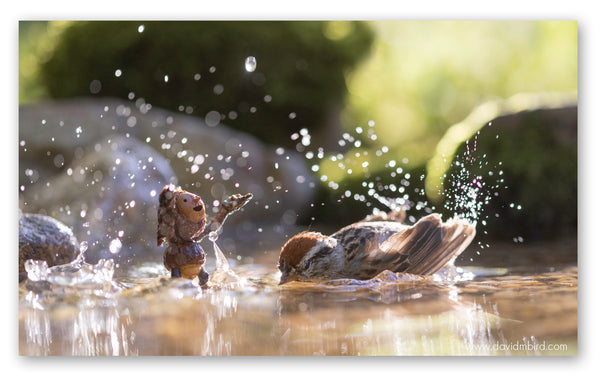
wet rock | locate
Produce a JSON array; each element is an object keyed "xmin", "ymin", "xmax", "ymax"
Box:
[
  {"xmin": 20, "ymin": 98, "xmax": 316, "ymax": 263},
  {"xmin": 19, "ymin": 211, "xmax": 80, "ymax": 281}
]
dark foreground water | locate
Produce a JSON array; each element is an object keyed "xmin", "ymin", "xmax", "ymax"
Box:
[{"xmin": 19, "ymin": 242, "xmax": 577, "ymax": 356}]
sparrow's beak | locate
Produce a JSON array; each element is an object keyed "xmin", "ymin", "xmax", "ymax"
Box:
[
  {"xmin": 278, "ymin": 271, "xmax": 289, "ymax": 285},
  {"xmin": 279, "ymin": 270, "xmax": 300, "ymax": 285}
]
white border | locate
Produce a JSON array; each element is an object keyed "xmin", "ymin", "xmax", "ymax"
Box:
[{"xmin": 4, "ymin": 1, "xmax": 597, "ymax": 376}]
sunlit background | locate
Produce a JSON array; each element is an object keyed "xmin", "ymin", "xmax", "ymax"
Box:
[
  {"xmin": 19, "ymin": 21, "xmax": 577, "ymax": 159},
  {"xmin": 19, "ymin": 21, "xmax": 577, "ymax": 258}
]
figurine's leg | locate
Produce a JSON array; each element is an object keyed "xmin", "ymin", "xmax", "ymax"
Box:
[
  {"xmin": 198, "ymin": 267, "xmax": 210, "ymax": 287},
  {"xmin": 171, "ymin": 267, "xmax": 182, "ymax": 278}
]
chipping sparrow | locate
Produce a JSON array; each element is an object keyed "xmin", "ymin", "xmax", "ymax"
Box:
[{"xmin": 278, "ymin": 211, "xmax": 476, "ymax": 284}]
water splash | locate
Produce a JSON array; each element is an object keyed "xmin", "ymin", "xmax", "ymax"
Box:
[
  {"xmin": 24, "ymin": 257, "xmax": 115, "ymax": 287},
  {"xmin": 208, "ymin": 231, "xmax": 247, "ymax": 289},
  {"xmin": 24, "ymin": 238, "xmax": 116, "ymax": 289},
  {"xmin": 441, "ymin": 129, "xmax": 505, "ymax": 245}
]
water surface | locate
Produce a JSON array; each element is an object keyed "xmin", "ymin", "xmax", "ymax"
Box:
[{"xmin": 19, "ymin": 244, "xmax": 577, "ymax": 356}]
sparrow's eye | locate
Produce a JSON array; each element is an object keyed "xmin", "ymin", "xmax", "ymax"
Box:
[
  {"xmin": 183, "ymin": 198, "xmax": 188, "ymax": 203},
  {"xmin": 304, "ymin": 259, "xmax": 312, "ymax": 269}
]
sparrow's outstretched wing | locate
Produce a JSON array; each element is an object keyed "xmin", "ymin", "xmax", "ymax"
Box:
[{"xmin": 375, "ymin": 214, "xmax": 476, "ymax": 275}]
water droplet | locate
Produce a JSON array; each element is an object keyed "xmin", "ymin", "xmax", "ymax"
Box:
[
  {"xmin": 115, "ymin": 69, "xmax": 122, "ymax": 77},
  {"xmin": 209, "ymin": 231, "xmax": 219, "ymax": 242},
  {"xmin": 213, "ymin": 84, "xmax": 224, "ymax": 95},
  {"xmin": 138, "ymin": 24, "xmax": 145, "ymax": 33},
  {"xmin": 244, "ymin": 56, "xmax": 257, "ymax": 72},
  {"xmin": 205, "ymin": 110, "xmax": 221, "ymax": 127},
  {"xmin": 89, "ymin": 79, "xmax": 102, "ymax": 94},
  {"xmin": 109, "ymin": 238, "xmax": 122, "ymax": 254}
]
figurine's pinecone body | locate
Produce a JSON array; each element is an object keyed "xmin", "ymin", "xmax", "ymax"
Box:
[{"xmin": 163, "ymin": 241, "xmax": 205, "ymax": 280}]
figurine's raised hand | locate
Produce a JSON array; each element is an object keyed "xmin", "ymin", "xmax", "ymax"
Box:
[
  {"xmin": 221, "ymin": 193, "xmax": 253, "ymax": 212},
  {"xmin": 194, "ymin": 193, "xmax": 253, "ymax": 242}
]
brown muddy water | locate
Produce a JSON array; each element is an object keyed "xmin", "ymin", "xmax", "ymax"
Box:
[{"xmin": 18, "ymin": 239, "xmax": 577, "ymax": 356}]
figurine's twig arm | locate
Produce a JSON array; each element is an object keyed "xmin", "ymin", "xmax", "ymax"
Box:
[{"xmin": 193, "ymin": 193, "xmax": 253, "ymax": 242}]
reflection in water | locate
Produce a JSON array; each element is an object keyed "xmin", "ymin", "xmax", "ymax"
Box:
[
  {"xmin": 19, "ymin": 258, "xmax": 577, "ymax": 356},
  {"xmin": 21, "ymin": 288, "xmax": 128, "ymax": 356}
]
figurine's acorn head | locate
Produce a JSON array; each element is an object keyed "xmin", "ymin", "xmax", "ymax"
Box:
[
  {"xmin": 157, "ymin": 184, "xmax": 206, "ymax": 246},
  {"xmin": 176, "ymin": 191, "xmax": 205, "ymax": 223}
]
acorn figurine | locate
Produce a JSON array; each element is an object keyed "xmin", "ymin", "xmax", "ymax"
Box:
[{"xmin": 157, "ymin": 184, "xmax": 252, "ymax": 285}]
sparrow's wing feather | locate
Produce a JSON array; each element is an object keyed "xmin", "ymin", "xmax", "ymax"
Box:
[
  {"xmin": 376, "ymin": 214, "xmax": 476, "ymax": 275},
  {"xmin": 333, "ymin": 221, "xmax": 408, "ymax": 279}
]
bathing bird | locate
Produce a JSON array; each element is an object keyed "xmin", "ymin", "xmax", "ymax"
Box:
[{"xmin": 278, "ymin": 210, "xmax": 476, "ymax": 284}]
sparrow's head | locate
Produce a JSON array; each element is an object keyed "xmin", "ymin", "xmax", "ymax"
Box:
[
  {"xmin": 176, "ymin": 191, "xmax": 205, "ymax": 224},
  {"xmin": 278, "ymin": 231, "xmax": 338, "ymax": 284}
]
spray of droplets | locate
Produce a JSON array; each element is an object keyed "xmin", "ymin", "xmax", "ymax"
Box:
[
  {"xmin": 442, "ymin": 128, "xmax": 503, "ymax": 224},
  {"xmin": 440, "ymin": 124, "xmax": 523, "ymax": 250},
  {"xmin": 282, "ymin": 120, "xmax": 438, "ymax": 224}
]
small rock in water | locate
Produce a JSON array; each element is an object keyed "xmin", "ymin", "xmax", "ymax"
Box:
[{"xmin": 19, "ymin": 211, "xmax": 80, "ymax": 281}]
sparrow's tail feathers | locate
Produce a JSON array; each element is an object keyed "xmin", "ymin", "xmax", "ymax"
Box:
[{"xmin": 378, "ymin": 214, "xmax": 476, "ymax": 275}]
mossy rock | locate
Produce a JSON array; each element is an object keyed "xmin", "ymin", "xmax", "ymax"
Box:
[
  {"xmin": 39, "ymin": 21, "xmax": 374, "ymax": 147},
  {"xmin": 441, "ymin": 105, "xmax": 577, "ymax": 240}
]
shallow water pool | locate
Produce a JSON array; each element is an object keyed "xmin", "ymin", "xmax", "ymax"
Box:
[{"xmin": 18, "ymin": 243, "xmax": 577, "ymax": 356}]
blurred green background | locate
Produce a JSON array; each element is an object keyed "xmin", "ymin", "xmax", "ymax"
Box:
[{"xmin": 19, "ymin": 21, "xmax": 577, "ymax": 241}]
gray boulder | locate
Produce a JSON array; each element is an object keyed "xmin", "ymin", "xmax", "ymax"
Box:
[
  {"xmin": 19, "ymin": 98, "xmax": 316, "ymax": 264},
  {"xmin": 21, "ymin": 134, "xmax": 176, "ymax": 264}
]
